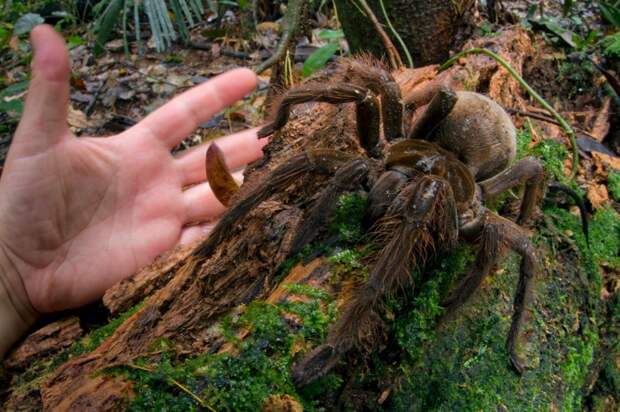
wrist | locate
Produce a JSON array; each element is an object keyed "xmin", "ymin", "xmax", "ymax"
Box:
[{"xmin": 0, "ymin": 246, "xmax": 38, "ymax": 359}]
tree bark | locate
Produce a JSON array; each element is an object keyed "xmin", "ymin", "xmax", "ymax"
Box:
[{"xmin": 335, "ymin": 0, "xmax": 475, "ymax": 66}]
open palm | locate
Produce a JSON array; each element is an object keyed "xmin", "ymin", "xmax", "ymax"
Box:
[{"xmin": 0, "ymin": 26, "xmax": 265, "ymax": 313}]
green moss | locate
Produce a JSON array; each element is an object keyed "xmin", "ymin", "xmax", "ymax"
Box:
[
  {"xmin": 588, "ymin": 207, "xmax": 620, "ymax": 269},
  {"xmin": 117, "ymin": 286, "xmax": 338, "ymax": 411},
  {"xmin": 517, "ymin": 127, "xmax": 584, "ymax": 195},
  {"xmin": 562, "ymin": 331, "xmax": 598, "ymax": 411},
  {"xmin": 516, "ymin": 127, "xmax": 534, "ymax": 160},
  {"xmin": 328, "ymin": 247, "xmax": 371, "ymax": 284},
  {"xmin": 388, "ymin": 204, "xmax": 612, "ymax": 410},
  {"xmin": 281, "ymin": 283, "xmax": 331, "ymax": 301},
  {"xmin": 544, "ymin": 205, "xmax": 620, "ymax": 272},
  {"xmin": 392, "ymin": 245, "xmax": 474, "ymax": 364},
  {"xmin": 329, "ymin": 193, "xmax": 367, "ymax": 244},
  {"xmin": 608, "ymin": 170, "xmax": 620, "ymax": 202},
  {"xmin": 533, "ymin": 138, "xmax": 569, "ymax": 182}
]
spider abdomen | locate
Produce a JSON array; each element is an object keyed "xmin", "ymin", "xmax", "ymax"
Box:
[{"xmin": 433, "ymin": 91, "xmax": 517, "ymax": 181}]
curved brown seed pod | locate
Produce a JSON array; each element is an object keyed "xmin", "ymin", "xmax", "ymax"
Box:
[{"xmin": 206, "ymin": 143, "xmax": 240, "ymax": 207}]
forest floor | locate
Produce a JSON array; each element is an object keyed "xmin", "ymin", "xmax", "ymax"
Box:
[{"xmin": 0, "ymin": 1, "xmax": 619, "ymax": 411}]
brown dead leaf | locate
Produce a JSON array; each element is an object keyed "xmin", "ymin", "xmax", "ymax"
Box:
[
  {"xmin": 256, "ymin": 21, "xmax": 281, "ymax": 33},
  {"xmin": 592, "ymin": 151, "xmax": 620, "ymax": 171},
  {"xmin": 586, "ymin": 182, "xmax": 610, "ymax": 209},
  {"xmin": 262, "ymin": 394, "xmax": 303, "ymax": 412},
  {"xmin": 9, "ymin": 36, "xmax": 19, "ymax": 51},
  {"xmin": 590, "ymin": 97, "xmax": 611, "ymax": 142},
  {"xmin": 67, "ymin": 106, "xmax": 89, "ymax": 129},
  {"xmin": 67, "ymin": 105, "xmax": 104, "ymax": 130},
  {"xmin": 378, "ymin": 388, "xmax": 391, "ymax": 404}
]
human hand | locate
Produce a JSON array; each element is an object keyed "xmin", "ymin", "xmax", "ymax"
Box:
[{"xmin": 0, "ymin": 24, "xmax": 265, "ymax": 326}]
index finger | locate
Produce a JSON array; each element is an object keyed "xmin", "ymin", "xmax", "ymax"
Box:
[{"xmin": 131, "ymin": 68, "xmax": 257, "ymax": 148}]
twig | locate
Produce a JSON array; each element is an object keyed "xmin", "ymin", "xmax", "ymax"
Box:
[
  {"xmin": 125, "ymin": 363, "xmax": 217, "ymax": 412},
  {"xmin": 377, "ymin": 0, "xmax": 413, "ymax": 67},
  {"xmin": 189, "ymin": 42, "xmax": 251, "ymax": 59},
  {"xmin": 255, "ymin": 0, "xmax": 306, "ymax": 74},
  {"xmin": 85, "ymin": 81, "xmax": 104, "ymax": 118},
  {"xmin": 440, "ymin": 48, "xmax": 579, "ymax": 180},
  {"xmin": 356, "ymin": 0, "xmax": 403, "ymax": 70},
  {"xmin": 504, "ymin": 107, "xmax": 599, "ymax": 141}
]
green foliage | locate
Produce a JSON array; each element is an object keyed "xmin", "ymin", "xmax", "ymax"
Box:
[
  {"xmin": 517, "ymin": 126, "xmax": 571, "ymax": 184},
  {"xmin": 329, "ymin": 192, "xmax": 367, "ymax": 243},
  {"xmin": 0, "ymin": 80, "xmax": 29, "ymax": 116},
  {"xmin": 533, "ymin": 139, "xmax": 569, "ymax": 181},
  {"xmin": 601, "ymin": 31, "xmax": 620, "ymax": 57},
  {"xmin": 93, "ymin": 0, "xmax": 205, "ymax": 54},
  {"xmin": 392, "ymin": 245, "xmax": 474, "ymax": 364},
  {"xmin": 303, "ymin": 43, "xmax": 339, "ymax": 78},
  {"xmin": 609, "ymin": 170, "xmax": 620, "ymax": 201},
  {"xmin": 562, "ymin": 331, "xmax": 598, "ymax": 410},
  {"xmin": 282, "ymin": 283, "xmax": 331, "ymax": 301},
  {"xmin": 115, "ymin": 287, "xmax": 338, "ymax": 411},
  {"xmin": 302, "ymin": 25, "xmax": 346, "ymax": 77},
  {"xmin": 599, "ymin": 1, "xmax": 620, "ymax": 27},
  {"xmin": 328, "ymin": 247, "xmax": 370, "ymax": 283},
  {"xmin": 13, "ymin": 12, "xmax": 45, "ymax": 36},
  {"xmin": 588, "ymin": 207, "xmax": 620, "ymax": 269},
  {"xmin": 545, "ymin": 205, "xmax": 620, "ymax": 270},
  {"xmin": 317, "ymin": 29, "xmax": 344, "ymax": 41},
  {"xmin": 77, "ymin": 302, "xmax": 146, "ymax": 354}
]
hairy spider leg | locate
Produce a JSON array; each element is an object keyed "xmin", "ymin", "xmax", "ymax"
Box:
[
  {"xmin": 288, "ymin": 158, "xmax": 370, "ymax": 256},
  {"xmin": 336, "ymin": 57, "xmax": 404, "ymax": 140},
  {"xmin": 408, "ymin": 86, "xmax": 458, "ymax": 140},
  {"xmin": 257, "ymin": 84, "xmax": 382, "ymax": 156},
  {"xmin": 478, "ymin": 157, "xmax": 545, "ymax": 225},
  {"xmin": 197, "ymin": 149, "xmax": 355, "ymax": 259},
  {"xmin": 292, "ymin": 175, "xmax": 459, "ymax": 387},
  {"xmin": 441, "ymin": 211, "xmax": 538, "ymax": 374},
  {"xmin": 206, "ymin": 143, "xmax": 241, "ymax": 207}
]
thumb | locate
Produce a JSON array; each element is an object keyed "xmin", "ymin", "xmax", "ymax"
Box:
[{"xmin": 13, "ymin": 25, "xmax": 71, "ymax": 154}]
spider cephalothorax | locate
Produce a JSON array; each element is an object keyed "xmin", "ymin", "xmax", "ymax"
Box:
[{"xmin": 203, "ymin": 57, "xmax": 544, "ymax": 387}]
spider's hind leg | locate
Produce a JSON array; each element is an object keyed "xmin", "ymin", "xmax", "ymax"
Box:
[
  {"xmin": 441, "ymin": 211, "xmax": 538, "ymax": 374},
  {"xmin": 292, "ymin": 175, "xmax": 459, "ymax": 387},
  {"xmin": 478, "ymin": 157, "xmax": 544, "ymax": 226}
]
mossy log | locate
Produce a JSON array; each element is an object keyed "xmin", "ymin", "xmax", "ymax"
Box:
[
  {"xmin": 1, "ymin": 27, "xmax": 619, "ymax": 411},
  {"xmin": 335, "ymin": 0, "xmax": 475, "ymax": 66}
]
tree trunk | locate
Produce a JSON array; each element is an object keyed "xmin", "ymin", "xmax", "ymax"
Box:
[{"xmin": 335, "ymin": 0, "xmax": 475, "ymax": 66}]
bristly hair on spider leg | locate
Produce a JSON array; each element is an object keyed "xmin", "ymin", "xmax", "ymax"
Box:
[
  {"xmin": 257, "ymin": 83, "xmax": 382, "ymax": 156},
  {"xmin": 197, "ymin": 149, "xmax": 355, "ymax": 259},
  {"xmin": 337, "ymin": 56, "xmax": 405, "ymax": 140},
  {"xmin": 291, "ymin": 176, "xmax": 458, "ymax": 387}
]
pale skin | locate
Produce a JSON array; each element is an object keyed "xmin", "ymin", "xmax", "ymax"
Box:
[{"xmin": 0, "ymin": 25, "xmax": 266, "ymax": 354}]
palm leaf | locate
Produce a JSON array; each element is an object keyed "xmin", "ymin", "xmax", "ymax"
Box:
[{"xmin": 93, "ymin": 0, "xmax": 205, "ymax": 54}]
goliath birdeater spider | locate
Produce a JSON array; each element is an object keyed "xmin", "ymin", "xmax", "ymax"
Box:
[{"xmin": 203, "ymin": 58, "xmax": 544, "ymax": 387}]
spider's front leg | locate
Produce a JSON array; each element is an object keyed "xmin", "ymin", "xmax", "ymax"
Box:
[
  {"xmin": 292, "ymin": 174, "xmax": 459, "ymax": 387},
  {"xmin": 257, "ymin": 83, "xmax": 382, "ymax": 156},
  {"xmin": 441, "ymin": 211, "xmax": 538, "ymax": 373},
  {"xmin": 200, "ymin": 147, "xmax": 356, "ymax": 258},
  {"xmin": 288, "ymin": 158, "xmax": 370, "ymax": 256}
]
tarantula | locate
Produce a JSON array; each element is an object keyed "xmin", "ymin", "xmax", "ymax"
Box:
[{"xmin": 201, "ymin": 58, "xmax": 544, "ymax": 387}]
